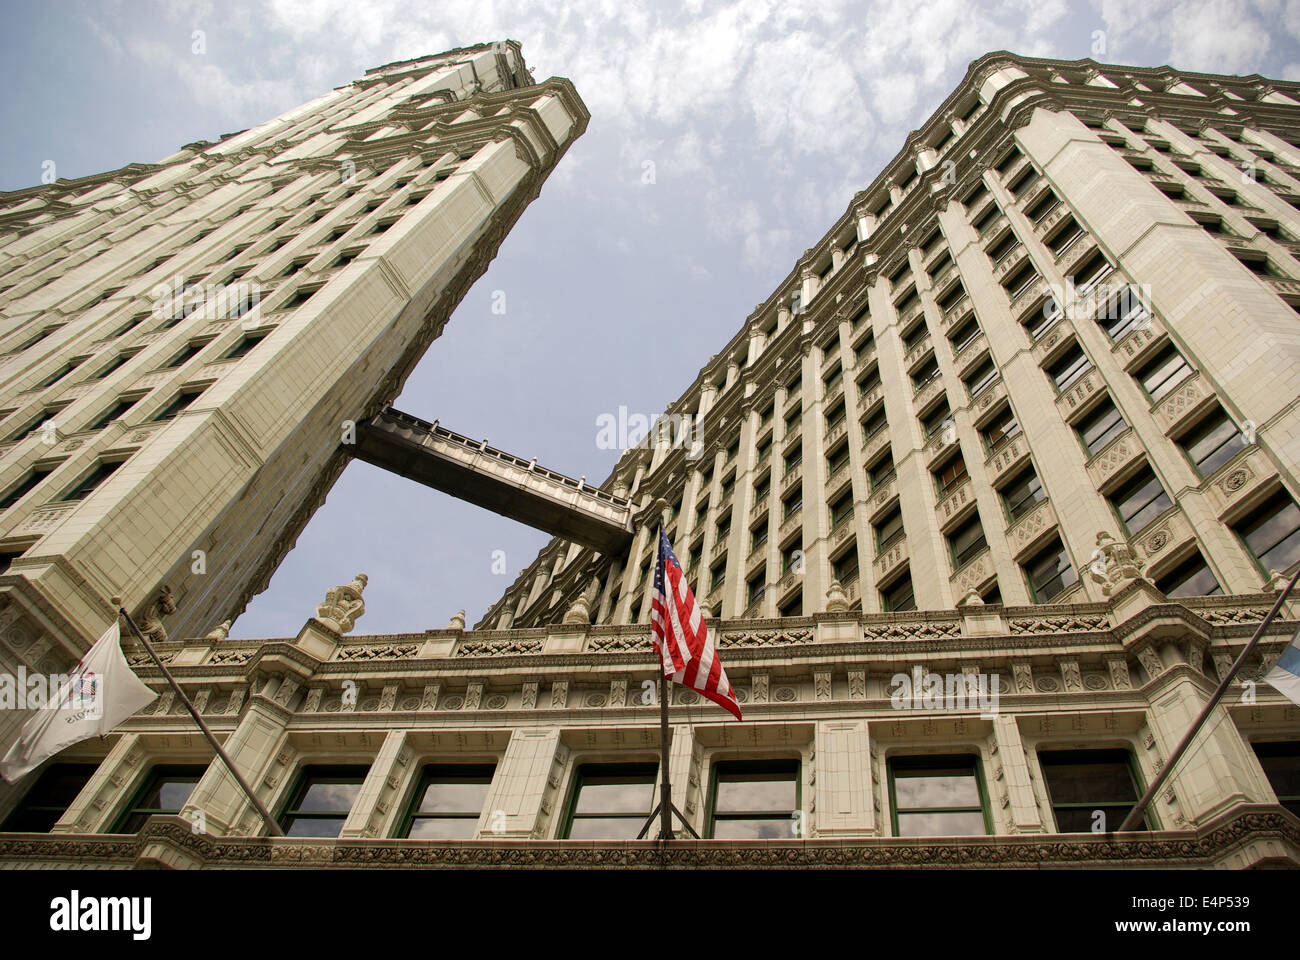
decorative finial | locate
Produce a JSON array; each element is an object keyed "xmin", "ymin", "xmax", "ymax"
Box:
[
  {"xmin": 826, "ymin": 579, "xmax": 849, "ymax": 613},
  {"xmin": 448, "ymin": 609, "xmax": 466, "ymax": 630},
  {"xmin": 204, "ymin": 620, "xmax": 232, "ymax": 641},
  {"xmin": 316, "ymin": 574, "xmax": 368, "ymax": 634}
]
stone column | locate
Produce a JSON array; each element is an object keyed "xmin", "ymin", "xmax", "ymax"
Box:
[
  {"xmin": 476, "ymin": 727, "xmax": 566, "ymax": 839},
  {"xmin": 991, "ymin": 715, "xmax": 1045, "ymax": 833},
  {"xmin": 339, "ymin": 729, "xmax": 411, "ymax": 839}
]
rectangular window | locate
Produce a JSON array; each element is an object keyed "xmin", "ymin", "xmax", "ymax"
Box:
[
  {"xmin": 58, "ymin": 460, "xmax": 123, "ymax": 502},
  {"xmin": 162, "ymin": 341, "xmax": 205, "ymax": 369},
  {"xmin": 912, "ymin": 358, "xmax": 940, "ymax": 392},
  {"xmin": 833, "ymin": 548, "xmax": 859, "ymax": 585},
  {"xmin": 1155, "ymin": 551, "xmax": 1222, "ymax": 598},
  {"xmin": 948, "ymin": 318, "xmax": 980, "ymax": 354},
  {"xmin": 830, "ymin": 491, "xmax": 854, "ymax": 528},
  {"xmin": 1076, "ymin": 397, "xmax": 1127, "ymax": 456},
  {"xmin": 1136, "ymin": 344, "xmax": 1193, "ymax": 403},
  {"xmin": 947, "ymin": 514, "xmax": 987, "ymax": 567},
  {"xmin": 112, "ymin": 765, "xmax": 206, "ymax": 833},
  {"xmin": 0, "ymin": 465, "xmax": 57, "ymax": 510},
  {"xmin": 825, "ymin": 402, "xmax": 846, "ymax": 432},
  {"xmin": 782, "ymin": 490, "xmax": 802, "ymax": 521},
  {"xmin": 1038, "ymin": 750, "xmax": 1147, "ymax": 832},
  {"xmin": 869, "ymin": 456, "xmax": 896, "ymax": 491},
  {"xmin": 1023, "ymin": 538, "xmax": 1077, "ymax": 602},
  {"xmin": 563, "ymin": 763, "xmax": 657, "ymax": 840},
  {"xmin": 882, "ymin": 572, "xmax": 916, "ymax": 611},
  {"xmin": 152, "ymin": 388, "xmax": 204, "ymax": 423},
  {"xmin": 982, "ymin": 405, "xmax": 1021, "ymax": 454},
  {"xmin": 1253, "ymin": 742, "xmax": 1300, "ymax": 818},
  {"xmin": 710, "ymin": 559, "xmax": 726, "ymax": 589},
  {"xmin": 875, "ymin": 507, "xmax": 904, "ymax": 552},
  {"xmin": 0, "ymin": 763, "xmax": 96, "ymax": 832},
  {"xmin": 889, "ymin": 755, "xmax": 988, "ymax": 837},
  {"xmin": 1108, "ymin": 464, "xmax": 1172, "ymax": 534},
  {"xmin": 750, "ymin": 523, "xmax": 768, "ymax": 551},
  {"xmin": 707, "ymin": 760, "xmax": 799, "ymax": 840},
  {"xmin": 823, "ymin": 364, "xmax": 843, "ymax": 394},
  {"xmin": 782, "ymin": 541, "xmax": 803, "ymax": 575},
  {"xmin": 222, "ymin": 331, "xmax": 267, "ymax": 360},
  {"xmin": 862, "ymin": 408, "xmax": 887, "ymax": 441},
  {"xmin": 934, "ymin": 453, "xmax": 968, "ymax": 496},
  {"xmin": 278, "ymin": 765, "xmax": 370, "ymax": 838},
  {"xmin": 965, "ymin": 357, "xmax": 999, "ymax": 397},
  {"xmin": 747, "ymin": 572, "xmax": 766, "ymax": 605},
  {"xmin": 1232, "ymin": 490, "xmax": 1300, "ymax": 573},
  {"xmin": 1177, "ymin": 406, "xmax": 1248, "ymax": 477},
  {"xmin": 397, "ymin": 764, "xmax": 495, "ymax": 839},
  {"xmin": 1047, "ymin": 344, "xmax": 1092, "ymax": 393},
  {"xmin": 827, "ymin": 442, "xmax": 850, "ymax": 476},
  {"xmin": 783, "ymin": 445, "xmax": 802, "ymax": 475}
]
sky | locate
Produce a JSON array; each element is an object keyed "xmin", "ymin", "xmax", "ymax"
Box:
[{"xmin": 3, "ymin": 0, "xmax": 1300, "ymax": 639}]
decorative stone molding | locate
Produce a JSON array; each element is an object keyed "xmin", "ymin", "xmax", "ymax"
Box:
[{"xmin": 315, "ymin": 574, "xmax": 368, "ymax": 634}]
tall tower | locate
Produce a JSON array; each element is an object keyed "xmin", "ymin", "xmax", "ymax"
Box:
[
  {"xmin": 482, "ymin": 53, "xmax": 1300, "ymax": 633},
  {"xmin": 0, "ymin": 44, "xmax": 587, "ymax": 675}
]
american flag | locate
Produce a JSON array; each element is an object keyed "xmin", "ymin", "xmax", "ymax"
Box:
[{"xmin": 650, "ymin": 526, "xmax": 742, "ymax": 720}]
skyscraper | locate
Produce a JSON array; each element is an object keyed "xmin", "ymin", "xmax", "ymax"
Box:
[
  {"xmin": 1, "ymin": 51, "xmax": 1299, "ymax": 869},
  {"xmin": 0, "ymin": 42, "xmax": 588, "ymax": 721}
]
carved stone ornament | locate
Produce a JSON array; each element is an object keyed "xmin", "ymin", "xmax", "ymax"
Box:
[
  {"xmin": 825, "ymin": 579, "xmax": 850, "ymax": 613},
  {"xmin": 139, "ymin": 585, "xmax": 177, "ymax": 644},
  {"xmin": 957, "ymin": 588, "xmax": 983, "ymax": 607},
  {"xmin": 562, "ymin": 595, "xmax": 592, "ymax": 625},
  {"xmin": 447, "ymin": 609, "xmax": 466, "ymax": 630},
  {"xmin": 203, "ymin": 620, "xmax": 231, "ymax": 642},
  {"xmin": 1088, "ymin": 531, "xmax": 1146, "ymax": 596},
  {"xmin": 315, "ymin": 573, "xmax": 368, "ymax": 634}
]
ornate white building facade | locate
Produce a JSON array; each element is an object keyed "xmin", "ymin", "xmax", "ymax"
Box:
[{"xmin": 2, "ymin": 51, "xmax": 1300, "ymax": 868}]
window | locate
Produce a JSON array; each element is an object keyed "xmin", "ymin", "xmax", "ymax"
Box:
[
  {"xmin": 36, "ymin": 360, "xmax": 81, "ymax": 390},
  {"xmin": 1155, "ymin": 551, "xmax": 1222, "ymax": 598},
  {"xmin": 397, "ymin": 764, "xmax": 495, "ymax": 839},
  {"xmin": 875, "ymin": 507, "xmax": 904, "ymax": 552},
  {"xmin": 152, "ymin": 388, "xmax": 204, "ymax": 423},
  {"xmin": 784, "ymin": 407, "xmax": 801, "ymax": 435},
  {"xmin": 1177, "ymin": 406, "xmax": 1248, "ymax": 477},
  {"xmin": 827, "ymin": 442, "xmax": 851, "ymax": 476},
  {"xmin": 1232, "ymin": 490, "xmax": 1300, "ymax": 573},
  {"xmin": 934, "ymin": 453, "xmax": 968, "ymax": 496},
  {"xmin": 1135, "ymin": 344, "xmax": 1193, "ymax": 403},
  {"xmin": 1046, "ymin": 218, "xmax": 1084, "ymax": 256},
  {"xmin": 973, "ymin": 204, "xmax": 1000, "ymax": 234},
  {"xmin": 1026, "ymin": 189, "xmax": 1059, "ymax": 222},
  {"xmin": 755, "ymin": 437, "xmax": 772, "ymax": 466},
  {"xmin": 0, "ymin": 763, "xmax": 96, "ymax": 832},
  {"xmin": 779, "ymin": 593, "xmax": 803, "ymax": 617},
  {"xmin": 902, "ymin": 323, "xmax": 929, "ymax": 354},
  {"xmin": 823, "ymin": 365, "xmax": 843, "ymax": 394},
  {"xmin": 710, "ymin": 559, "xmax": 726, "ymax": 589},
  {"xmin": 922, "ymin": 402, "xmax": 951, "ymax": 441},
  {"xmin": 948, "ymin": 514, "xmax": 987, "ymax": 567},
  {"xmin": 782, "ymin": 541, "xmax": 802, "ymax": 575},
  {"xmin": 825, "ymin": 402, "xmax": 846, "ymax": 432},
  {"xmin": 982, "ymin": 405, "xmax": 1021, "ymax": 454},
  {"xmin": 563, "ymin": 763, "xmax": 657, "ymax": 840},
  {"xmin": 869, "ymin": 456, "xmax": 896, "ymax": 491},
  {"xmin": 1000, "ymin": 467, "xmax": 1045, "ymax": 522},
  {"xmin": 278, "ymin": 765, "xmax": 370, "ymax": 838},
  {"xmin": 912, "ymin": 357, "xmax": 940, "ymax": 392},
  {"xmin": 782, "ymin": 489, "xmax": 802, "ymax": 521},
  {"xmin": 1047, "ymin": 344, "xmax": 1092, "ymax": 393},
  {"xmin": 750, "ymin": 522, "xmax": 768, "ymax": 551},
  {"xmin": 830, "ymin": 491, "xmax": 853, "ymax": 528},
  {"xmin": 1038, "ymin": 750, "xmax": 1147, "ymax": 832},
  {"xmin": 965, "ymin": 357, "xmax": 999, "ymax": 397},
  {"xmin": 0, "ymin": 460, "xmax": 60, "ymax": 510},
  {"xmin": 1108, "ymin": 464, "xmax": 1172, "ymax": 534},
  {"xmin": 889, "ymin": 755, "xmax": 988, "ymax": 837},
  {"xmin": 747, "ymin": 572, "xmax": 766, "ymax": 605},
  {"xmin": 1075, "ymin": 397, "xmax": 1127, "ymax": 456},
  {"xmin": 987, "ymin": 231, "xmax": 1019, "ymax": 264},
  {"xmin": 222, "ymin": 331, "xmax": 267, "ymax": 360},
  {"xmin": 162, "ymin": 341, "xmax": 205, "ymax": 369},
  {"xmin": 112, "ymin": 765, "xmax": 206, "ymax": 833},
  {"xmin": 1023, "ymin": 538, "xmax": 1077, "ymax": 602},
  {"xmin": 1252, "ymin": 742, "xmax": 1300, "ymax": 818},
  {"xmin": 58, "ymin": 460, "xmax": 123, "ymax": 502},
  {"xmin": 1003, "ymin": 263, "xmax": 1038, "ymax": 300},
  {"xmin": 89, "ymin": 351, "xmax": 136, "ymax": 380},
  {"xmin": 855, "ymin": 334, "xmax": 875, "ymax": 364},
  {"xmin": 783, "ymin": 444, "xmax": 802, "ymax": 475},
  {"xmin": 280, "ymin": 286, "xmax": 321, "ymax": 310},
  {"xmin": 833, "ymin": 548, "xmax": 859, "ymax": 585},
  {"xmin": 90, "ymin": 396, "xmax": 139, "ymax": 431},
  {"xmin": 948, "ymin": 318, "xmax": 980, "ymax": 355},
  {"xmin": 1097, "ymin": 286, "xmax": 1152, "ymax": 342},
  {"xmin": 882, "ymin": 571, "xmax": 916, "ymax": 611},
  {"xmin": 707, "ymin": 760, "xmax": 799, "ymax": 839},
  {"xmin": 862, "ymin": 408, "xmax": 887, "ymax": 441}
]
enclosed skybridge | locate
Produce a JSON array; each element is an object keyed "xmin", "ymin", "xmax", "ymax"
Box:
[{"xmin": 353, "ymin": 407, "xmax": 635, "ymax": 554}]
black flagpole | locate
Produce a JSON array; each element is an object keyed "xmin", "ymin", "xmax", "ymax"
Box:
[
  {"xmin": 118, "ymin": 606, "xmax": 285, "ymax": 838},
  {"xmin": 658, "ymin": 669, "xmax": 673, "ymax": 841},
  {"xmin": 1117, "ymin": 564, "xmax": 1300, "ymax": 832}
]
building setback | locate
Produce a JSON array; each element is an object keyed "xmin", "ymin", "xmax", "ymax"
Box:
[{"xmin": 2, "ymin": 51, "xmax": 1300, "ymax": 868}]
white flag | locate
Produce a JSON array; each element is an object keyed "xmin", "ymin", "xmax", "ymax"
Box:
[
  {"xmin": 0, "ymin": 621, "xmax": 157, "ymax": 782},
  {"xmin": 1264, "ymin": 623, "xmax": 1300, "ymax": 707}
]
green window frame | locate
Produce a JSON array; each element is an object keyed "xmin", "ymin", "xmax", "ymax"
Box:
[
  {"xmin": 0, "ymin": 465, "xmax": 56, "ymax": 511},
  {"xmin": 1135, "ymin": 344, "xmax": 1193, "ymax": 404},
  {"xmin": 888, "ymin": 755, "xmax": 990, "ymax": 837},
  {"xmin": 706, "ymin": 759, "xmax": 800, "ymax": 840},
  {"xmin": 832, "ymin": 547, "xmax": 859, "ymax": 585},
  {"xmin": 58, "ymin": 459, "xmax": 123, "ymax": 503},
  {"xmin": 881, "ymin": 571, "xmax": 916, "ymax": 611},
  {"xmin": 875, "ymin": 507, "xmax": 904, "ymax": 552},
  {"xmin": 1107, "ymin": 464, "xmax": 1172, "ymax": 535},
  {"xmin": 0, "ymin": 763, "xmax": 96, "ymax": 833},
  {"xmin": 1075, "ymin": 397, "xmax": 1127, "ymax": 456},
  {"xmin": 982, "ymin": 404, "xmax": 1021, "ymax": 455},
  {"xmin": 561, "ymin": 762, "xmax": 658, "ymax": 840},
  {"xmin": 947, "ymin": 513, "xmax": 987, "ymax": 568},
  {"xmin": 111, "ymin": 764, "xmax": 206, "ymax": 833},
  {"xmin": 1155, "ymin": 551, "xmax": 1222, "ymax": 598},
  {"xmin": 1023, "ymin": 538, "xmax": 1077, "ymax": 602},
  {"xmin": 1177, "ymin": 406, "xmax": 1248, "ymax": 478},
  {"xmin": 1000, "ymin": 467, "xmax": 1045, "ymax": 522},
  {"xmin": 277, "ymin": 764, "xmax": 370, "ymax": 838},
  {"xmin": 1038, "ymin": 749, "xmax": 1149, "ymax": 833},
  {"xmin": 1232, "ymin": 490, "xmax": 1300, "ymax": 574},
  {"xmin": 1047, "ymin": 344, "xmax": 1092, "ymax": 394},
  {"xmin": 396, "ymin": 764, "xmax": 495, "ymax": 839}
]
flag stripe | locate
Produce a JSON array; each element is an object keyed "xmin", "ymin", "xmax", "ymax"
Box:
[{"xmin": 650, "ymin": 526, "xmax": 741, "ymax": 720}]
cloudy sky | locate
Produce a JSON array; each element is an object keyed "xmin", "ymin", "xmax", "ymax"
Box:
[{"xmin": 3, "ymin": 0, "xmax": 1300, "ymax": 638}]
